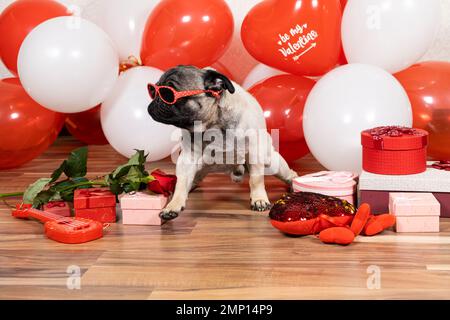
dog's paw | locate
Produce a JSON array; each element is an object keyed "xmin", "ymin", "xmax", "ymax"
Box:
[
  {"xmin": 285, "ymin": 170, "xmax": 299, "ymax": 186},
  {"xmin": 159, "ymin": 207, "xmax": 184, "ymax": 221},
  {"xmin": 251, "ymin": 199, "xmax": 272, "ymax": 212}
]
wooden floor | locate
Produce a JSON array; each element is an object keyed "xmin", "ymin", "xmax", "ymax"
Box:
[{"xmin": 0, "ymin": 137, "xmax": 449, "ymax": 300}]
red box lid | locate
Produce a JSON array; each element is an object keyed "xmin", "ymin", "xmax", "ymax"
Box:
[{"xmin": 361, "ymin": 126, "xmax": 428, "ymax": 151}]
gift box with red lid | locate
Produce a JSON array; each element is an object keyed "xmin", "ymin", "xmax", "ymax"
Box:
[
  {"xmin": 359, "ymin": 162, "xmax": 450, "ymax": 217},
  {"xmin": 361, "ymin": 126, "xmax": 428, "ymax": 175},
  {"xmin": 119, "ymin": 191, "xmax": 167, "ymax": 226},
  {"xmin": 43, "ymin": 201, "xmax": 71, "ymax": 217},
  {"xmin": 74, "ymin": 188, "xmax": 116, "ymax": 223},
  {"xmin": 389, "ymin": 193, "xmax": 440, "ymax": 233},
  {"xmin": 293, "ymin": 171, "xmax": 358, "ymax": 205}
]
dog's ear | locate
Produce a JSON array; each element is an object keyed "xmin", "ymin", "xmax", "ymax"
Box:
[{"xmin": 204, "ymin": 69, "xmax": 235, "ymax": 94}]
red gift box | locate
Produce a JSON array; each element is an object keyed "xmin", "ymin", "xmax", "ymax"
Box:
[
  {"xmin": 361, "ymin": 126, "xmax": 428, "ymax": 175},
  {"xmin": 74, "ymin": 188, "xmax": 116, "ymax": 223},
  {"xmin": 43, "ymin": 201, "xmax": 71, "ymax": 217},
  {"xmin": 75, "ymin": 207, "xmax": 116, "ymax": 223}
]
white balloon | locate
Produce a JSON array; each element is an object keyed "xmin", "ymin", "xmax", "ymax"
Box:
[
  {"xmin": 101, "ymin": 66, "xmax": 180, "ymax": 162},
  {"xmin": 303, "ymin": 64, "xmax": 412, "ymax": 172},
  {"xmin": 421, "ymin": 0, "xmax": 450, "ymax": 62},
  {"xmin": 342, "ymin": 0, "xmax": 441, "ymax": 73},
  {"xmin": 242, "ymin": 64, "xmax": 285, "ymax": 89},
  {"xmin": 18, "ymin": 16, "xmax": 119, "ymax": 113},
  {"xmin": 82, "ymin": 0, "xmax": 158, "ymax": 61}
]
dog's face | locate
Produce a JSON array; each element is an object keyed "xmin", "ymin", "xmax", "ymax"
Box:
[{"xmin": 148, "ymin": 65, "xmax": 235, "ymax": 130}]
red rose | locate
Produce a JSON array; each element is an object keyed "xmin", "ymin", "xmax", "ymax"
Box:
[{"xmin": 148, "ymin": 169, "xmax": 177, "ymax": 196}]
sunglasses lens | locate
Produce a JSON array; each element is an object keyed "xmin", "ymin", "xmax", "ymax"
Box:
[
  {"xmin": 148, "ymin": 85, "xmax": 156, "ymax": 99},
  {"xmin": 159, "ymin": 87, "xmax": 175, "ymax": 103}
]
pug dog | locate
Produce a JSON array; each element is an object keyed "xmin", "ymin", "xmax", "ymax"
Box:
[{"xmin": 148, "ymin": 65, "xmax": 298, "ymax": 220}]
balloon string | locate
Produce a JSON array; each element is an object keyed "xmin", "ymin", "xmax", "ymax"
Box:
[
  {"xmin": 65, "ymin": 118, "xmax": 77, "ymax": 130},
  {"xmin": 2, "ymin": 199, "xmax": 15, "ymax": 210}
]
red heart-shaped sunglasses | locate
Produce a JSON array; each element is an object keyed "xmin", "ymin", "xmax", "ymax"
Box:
[{"xmin": 147, "ymin": 83, "xmax": 222, "ymax": 105}]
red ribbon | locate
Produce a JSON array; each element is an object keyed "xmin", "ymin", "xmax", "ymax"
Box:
[
  {"xmin": 368, "ymin": 126, "xmax": 427, "ymax": 150},
  {"xmin": 76, "ymin": 189, "xmax": 114, "ymax": 209},
  {"xmin": 46, "ymin": 201, "xmax": 67, "ymax": 208},
  {"xmin": 78, "ymin": 189, "xmax": 112, "ymax": 197},
  {"xmin": 369, "ymin": 126, "xmax": 418, "ymax": 139},
  {"xmin": 432, "ymin": 161, "xmax": 450, "ymax": 171}
]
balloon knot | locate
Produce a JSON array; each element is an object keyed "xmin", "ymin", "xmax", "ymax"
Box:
[{"xmin": 119, "ymin": 56, "xmax": 142, "ymax": 74}]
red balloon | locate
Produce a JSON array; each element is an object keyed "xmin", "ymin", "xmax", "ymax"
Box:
[
  {"xmin": 0, "ymin": 0, "xmax": 69, "ymax": 75},
  {"xmin": 395, "ymin": 61, "xmax": 450, "ymax": 160},
  {"xmin": 65, "ymin": 106, "xmax": 108, "ymax": 145},
  {"xmin": 140, "ymin": 0, "xmax": 234, "ymax": 70},
  {"xmin": 338, "ymin": 0, "xmax": 348, "ymax": 65},
  {"xmin": 0, "ymin": 78, "xmax": 64, "ymax": 169},
  {"xmin": 249, "ymin": 75, "xmax": 315, "ymax": 163},
  {"xmin": 242, "ymin": 0, "xmax": 342, "ymax": 77}
]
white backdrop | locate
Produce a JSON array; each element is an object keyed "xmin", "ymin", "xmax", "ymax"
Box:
[{"xmin": 1, "ymin": 0, "xmax": 450, "ymax": 80}]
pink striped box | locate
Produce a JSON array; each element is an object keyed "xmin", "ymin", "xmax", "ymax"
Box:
[
  {"xmin": 389, "ymin": 193, "xmax": 440, "ymax": 233},
  {"xmin": 120, "ymin": 192, "xmax": 168, "ymax": 226}
]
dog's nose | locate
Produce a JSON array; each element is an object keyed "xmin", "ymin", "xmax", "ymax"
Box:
[
  {"xmin": 147, "ymin": 102, "xmax": 159, "ymax": 120},
  {"xmin": 148, "ymin": 101, "xmax": 172, "ymax": 122}
]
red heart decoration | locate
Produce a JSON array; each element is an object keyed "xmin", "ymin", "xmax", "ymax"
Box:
[{"xmin": 242, "ymin": 0, "xmax": 343, "ymax": 77}]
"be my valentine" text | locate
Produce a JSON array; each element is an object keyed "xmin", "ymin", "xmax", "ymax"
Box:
[{"xmin": 277, "ymin": 23, "xmax": 319, "ymax": 61}]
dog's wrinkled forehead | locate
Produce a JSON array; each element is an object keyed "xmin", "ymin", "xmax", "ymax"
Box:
[{"xmin": 157, "ymin": 65, "xmax": 205, "ymax": 90}]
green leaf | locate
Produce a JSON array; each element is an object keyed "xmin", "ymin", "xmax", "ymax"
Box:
[
  {"xmin": 23, "ymin": 178, "xmax": 52, "ymax": 204},
  {"xmin": 60, "ymin": 189, "xmax": 75, "ymax": 202},
  {"xmin": 127, "ymin": 166, "xmax": 143, "ymax": 180},
  {"xmin": 51, "ymin": 177, "xmax": 90, "ymax": 193},
  {"xmin": 137, "ymin": 150, "xmax": 149, "ymax": 165},
  {"xmin": 101, "ymin": 150, "xmax": 151, "ymax": 196},
  {"xmin": 112, "ymin": 153, "xmax": 140, "ymax": 179},
  {"xmin": 50, "ymin": 162, "xmax": 66, "ymax": 183},
  {"xmin": 49, "ymin": 192, "xmax": 62, "ymax": 202},
  {"xmin": 32, "ymin": 189, "xmax": 57, "ymax": 208},
  {"xmin": 50, "ymin": 147, "xmax": 88, "ymax": 182},
  {"xmin": 111, "ymin": 150, "xmax": 148, "ymax": 179},
  {"xmin": 63, "ymin": 147, "xmax": 88, "ymax": 178},
  {"xmin": 123, "ymin": 183, "xmax": 137, "ymax": 194},
  {"xmin": 109, "ymin": 181, "xmax": 123, "ymax": 195}
]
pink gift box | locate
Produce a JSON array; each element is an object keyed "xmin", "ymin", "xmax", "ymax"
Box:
[
  {"xmin": 120, "ymin": 192, "xmax": 167, "ymax": 226},
  {"xmin": 359, "ymin": 164, "xmax": 450, "ymax": 217},
  {"xmin": 293, "ymin": 171, "xmax": 358, "ymax": 205},
  {"xmin": 43, "ymin": 201, "xmax": 71, "ymax": 217},
  {"xmin": 121, "ymin": 209, "xmax": 165, "ymax": 226},
  {"xmin": 395, "ymin": 216, "xmax": 440, "ymax": 233},
  {"xmin": 389, "ymin": 193, "xmax": 440, "ymax": 233}
]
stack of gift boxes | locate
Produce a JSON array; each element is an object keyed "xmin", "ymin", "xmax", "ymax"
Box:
[
  {"xmin": 293, "ymin": 126, "xmax": 448, "ymax": 234},
  {"xmin": 359, "ymin": 126, "xmax": 448, "ymax": 233},
  {"xmin": 74, "ymin": 188, "xmax": 117, "ymax": 223},
  {"xmin": 119, "ymin": 192, "xmax": 167, "ymax": 226}
]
